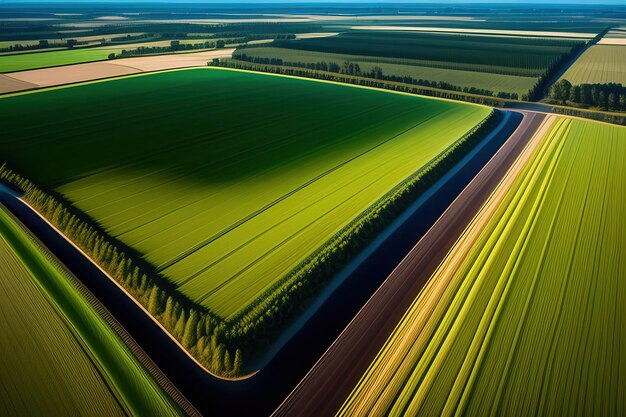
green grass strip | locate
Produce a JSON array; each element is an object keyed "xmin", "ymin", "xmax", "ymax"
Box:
[{"xmin": 0, "ymin": 207, "xmax": 183, "ymax": 417}]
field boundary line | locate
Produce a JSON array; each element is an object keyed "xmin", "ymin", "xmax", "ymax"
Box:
[
  {"xmin": 0, "ymin": 201, "xmax": 202, "ymax": 417},
  {"xmin": 0, "ymin": 65, "xmax": 487, "ymax": 111},
  {"xmin": 270, "ymin": 110, "xmax": 539, "ymax": 416},
  {"xmin": 9, "ymin": 193, "xmax": 257, "ymax": 382},
  {"xmin": 0, "ymin": 49, "xmax": 235, "ymax": 97},
  {"xmin": 207, "ymin": 65, "xmax": 490, "ymax": 108}
]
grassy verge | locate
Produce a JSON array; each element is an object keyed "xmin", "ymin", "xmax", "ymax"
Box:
[{"xmin": 0, "ymin": 206, "xmax": 186, "ymax": 416}]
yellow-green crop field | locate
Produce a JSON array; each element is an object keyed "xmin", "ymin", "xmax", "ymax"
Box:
[
  {"xmin": 560, "ymin": 44, "xmax": 626, "ymax": 85},
  {"xmin": 0, "ymin": 207, "xmax": 181, "ymax": 416},
  {"xmin": 339, "ymin": 117, "xmax": 626, "ymax": 416},
  {"xmin": 0, "ymin": 68, "xmax": 489, "ymax": 320}
]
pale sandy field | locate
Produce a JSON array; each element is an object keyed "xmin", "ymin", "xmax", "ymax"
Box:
[
  {"xmin": 351, "ymin": 26, "xmax": 595, "ymax": 39},
  {"xmin": 0, "ymin": 48, "xmax": 234, "ymax": 93}
]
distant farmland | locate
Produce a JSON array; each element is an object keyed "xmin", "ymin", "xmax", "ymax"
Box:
[
  {"xmin": 560, "ymin": 44, "xmax": 626, "ymax": 85},
  {"xmin": 0, "ymin": 38, "xmax": 217, "ymax": 73},
  {"xmin": 234, "ymin": 31, "xmax": 584, "ymax": 98},
  {"xmin": 0, "ymin": 67, "xmax": 490, "ymax": 372},
  {"xmin": 0, "ymin": 47, "xmax": 127, "ymax": 72},
  {"xmin": 234, "ymin": 47, "xmax": 537, "ymax": 97},
  {"xmin": 0, "ymin": 207, "xmax": 182, "ymax": 416},
  {"xmin": 338, "ymin": 116, "xmax": 626, "ymax": 416}
]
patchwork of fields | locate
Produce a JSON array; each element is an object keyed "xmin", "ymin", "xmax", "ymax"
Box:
[
  {"xmin": 597, "ymin": 28, "xmax": 626, "ymax": 45},
  {"xmin": 0, "ymin": 46, "xmax": 128, "ymax": 72},
  {"xmin": 235, "ymin": 31, "xmax": 584, "ymax": 98},
  {"xmin": 270, "ymin": 32, "xmax": 581, "ymax": 77},
  {"xmin": 0, "ymin": 207, "xmax": 181, "ymax": 416},
  {"xmin": 560, "ymin": 44, "xmax": 626, "ymax": 85},
  {"xmin": 0, "ymin": 68, "xmax": 490, "ymax": 320},
  {"xmin": 234, "ymin": 47, "xmax": 537, "ymax": 96},
  {"xmin": 338, "ymin": 116, "xmax": 626, "ymax": 416},
  {"xmin": 0, "ymin": 39, "xmax": 218, "ymax": 73}
]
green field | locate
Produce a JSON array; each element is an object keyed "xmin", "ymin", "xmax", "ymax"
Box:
[
  {"xmin": 560, "ymin": 44, "xmax": 626, "ymax": 85},
  {"xmin": 0, "ymin": 38, "xmax": 216, "ymax": 72},
  {"xmin": 267, "ymin": 31, "xmax": 583, "ymax": 77},
  {"xmin": 235, "ymin": 47, "xmax": 537, "ymax": 96},
  {"xmin": 338, "ymin": 117, "xmax": 626, "ymax": 416},
  {"xmin": 0, "ymin": 206, "xmax": 181, "ymax": 416},
  {"xmin": 0, "ymin": 46, "xmax": 126, "ymax": 72},
  {"xmin": 0, "ymin": 68, "xmax": 489, "ymax": 322}
]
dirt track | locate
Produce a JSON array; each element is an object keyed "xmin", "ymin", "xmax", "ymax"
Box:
[{"xmin": 272, "ymin": 111, "xmax": 547, "ymax": 417}]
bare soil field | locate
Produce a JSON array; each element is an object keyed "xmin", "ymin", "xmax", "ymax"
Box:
[
  {"xmin": 0, "ymin": 48, "xmax": 235, "ymax": 93},
  {"xmin": 4, "ymin": 62, "xmax": 140, "ymax": 89},
  {"xmin": 0, "ymin": 74, "xmax": 38, "ymax": 93}
]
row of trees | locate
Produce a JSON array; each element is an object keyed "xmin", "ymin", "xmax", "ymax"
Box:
[
  {"xmin": 0, "ymin": 102, "xmax": 503, "ymax": 374},
  {"xmin": 0, "ymin": 165, "xmax": 242, "ymax": 377},
  {"xmin": 523, "ymin": 42, "xmax": 585, "ymax": 102},
  {"xmin": 213, "ymin": 59, "xmax": 508, "ymax": 107},
  {"xmin": 234, "ymin": 54, "xmax": 519, "ymax": 100},
  {"xmin": 0, "ymin": 39, "xmax": 83, "ymax": 53},
  {"xmin": 549, "ymin": 79, "xmax": 626, "ymax": 112},
  {"xmin": 109, "ymin": 40, "xmax": 226, "ymax": 59}
]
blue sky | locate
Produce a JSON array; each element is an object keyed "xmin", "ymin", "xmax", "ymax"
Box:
[{"xmin": 2, "ymin": 0, "xmax": 625, "ymax": 3}]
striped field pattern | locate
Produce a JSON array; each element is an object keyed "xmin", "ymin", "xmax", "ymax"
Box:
[
  {"xmin": 0, "ymin": 207, "xmax": 182, "ymax": 416},
  {"xmin": 560, "ymin": 44, "xmax": 626, "ymax": 85},
  {"xmin": 0, "ymin": 68, "xmax": 490, "ymax": 319},
  {"xmin": 338, "ymin": 116, "xmax": 626, "ymax": 417},
  {"xmin": 234, "ymin": 47, "xmax": 538, "ymax": 96}
]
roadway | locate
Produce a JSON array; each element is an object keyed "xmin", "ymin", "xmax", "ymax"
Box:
[
  {"xmin": 0, "ymin": 110, "xmax": 541, "ymax": 416},
  {"xmin": 272, "ymin": 111, "xmax": 546, "ymax": 417}
]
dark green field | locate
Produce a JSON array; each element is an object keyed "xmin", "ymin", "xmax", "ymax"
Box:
[
  {"xmin": 1, "ymin": 67, "xmax": 489, "ymax": 374},
  {"xmin": 269, "ymin": 32, "xmax": 582, "ymax": 77},
  {"xmin": 235, "ymin": 31, "xmax": 585, "ymax": 98}
]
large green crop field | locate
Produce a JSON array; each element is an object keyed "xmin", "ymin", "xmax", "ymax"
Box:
[
  {"xmin": 0, "ymin": 207, "xmax": 181, "ymax": 416},
  {"xmin": 234, "ymin": 47, "xmax": 537, "ymax": 96},
  {"xmin": 338, "ymin": 117, "xmax": 626, "ymax": 416},
  {"xmin": 560, "ymin": 44, "xmax": 626, "ymax": 85},
  {"xmin": 0, "ymin": 68, "xmax": 489, "ymax": 321}
]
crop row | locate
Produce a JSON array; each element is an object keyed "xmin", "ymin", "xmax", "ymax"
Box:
[
  {"xmin": 0, "ymin": 207, "xmax": 182, "ymax": 416},
  {"xmin": 268, "ymin": 31, "xmax": 583, "ymax": 77},
  {"xmin": 560, "ymin": 44, "xmax": 626, "ymax": 85},
  {"xmin": 338, "ymin": 117, "xmax": 626, "ymax": 416}
]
